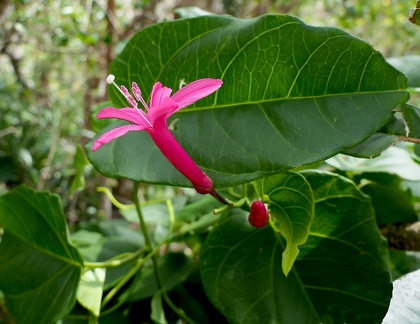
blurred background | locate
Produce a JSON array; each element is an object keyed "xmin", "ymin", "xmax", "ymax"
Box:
[{"xmin": 0, "ymin": 0, "xmax": 417, "ymax": 219}]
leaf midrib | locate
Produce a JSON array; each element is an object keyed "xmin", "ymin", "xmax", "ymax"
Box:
[{"xmin": 177, "ymin": 89, "xmax": 407, "ymax": 114}]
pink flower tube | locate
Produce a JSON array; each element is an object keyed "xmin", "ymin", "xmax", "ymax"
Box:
[{"xmin": 92, "ymin": 75, "xmax": 226, "ymax": 203}]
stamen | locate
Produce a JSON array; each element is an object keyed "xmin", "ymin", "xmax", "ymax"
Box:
[
  {"xmin": 106, "ymin": 74, "xmax": 126, "ymax": 97},
  {"xmin": 121, "ymin": 85, "xmax": 138, "ymax": 109},
  {"xmin": 132, "ymin": 82, "xmax": 150, "ymax": 111},
  {"xmin": 105, "ymin": 74, "xmax": 152, "ymax": 128}
]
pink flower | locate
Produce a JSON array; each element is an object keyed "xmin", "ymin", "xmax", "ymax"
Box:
[{"xmin": 93, "ymin": 75, "xmax": 226, "ymax": 202}]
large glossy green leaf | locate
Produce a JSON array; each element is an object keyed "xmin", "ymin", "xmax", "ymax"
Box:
[
  {"xmin": 200, "ymin": 170, "xmax": 391, "ymax": 323},
  {"xmin": 87, "ymin": 14, "xmax": 408, "ymax": 187},
  {"xmin": 254, "ymin": 171, "xmax": 314, "ymax": 275},
  {"xmin": 0, "ymin": 186, "xmax": 83, "ymax": 323}
]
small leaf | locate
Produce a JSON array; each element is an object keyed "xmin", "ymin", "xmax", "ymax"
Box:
[
  {"xmin": 0, "ymin": 186, "xmax": 83, "ymax": 323},
  {"xmin": 151, "ymin": 292, "xmax": 168, "ymax": 324},
  {"xmin": 70, "ymin": 145, "xmax": 90, "ymax": 198},
  {"xmin": 77, "ymin": 268, "xmax": 106, "ymax": 317},
  {"xmin": 401, "ymin": 103, "xmax": 420, "ymax": 138},
  {"xmin": 175, "ymin": 6, "xmax": 213, "ymax": 18},
  {"xmin": 254, "ymin": 171, "xmax": 314, "ymax": 275}
]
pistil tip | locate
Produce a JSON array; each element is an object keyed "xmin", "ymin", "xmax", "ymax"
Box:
[{"xmin": 106, "ymin": 74, "xmax": 116, "ymax": 84}]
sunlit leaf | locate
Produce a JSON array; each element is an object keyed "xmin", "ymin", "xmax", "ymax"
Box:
[{"xmin": 77, "ymin": 268, "xmax": 106, "ymax": 317}]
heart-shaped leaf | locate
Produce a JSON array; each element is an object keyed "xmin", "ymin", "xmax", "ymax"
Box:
[
  {"xmin": 254, "ymin": 171, "xmax": 314, "ymax": 275},
  {"xmin": 87, "ymin": 15, "xmax": 408, "ymax": 187},
  {"xmin": 200, "ymin": 170, "xmax": 391, "ymax": 323},
  {"xmin": 0, "ymin": 186, "xmax": 83, "ymax": 323}
]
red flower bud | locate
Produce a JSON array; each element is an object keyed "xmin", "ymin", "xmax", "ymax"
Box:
[{"xmin": 248, "ymin": 201, "xmax": 269, "ymax": 228}]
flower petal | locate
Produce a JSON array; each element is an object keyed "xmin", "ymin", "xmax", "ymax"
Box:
[
  {"xmin": 171, "ymin": 78, "xmax": 223, "ymax": 110},
  {"xmin": 150, "ymin": 82, "xmax": 172, "ymax": 107},
  {"xmin": 97, "ymin": 107, "xmax": 150, "ymax": 126},
  {"xmin": 92, "ymin": 125, "xmax": 147, "ymax": 152},
  {"xmin": 148, "ymin": 97, "xmax": 179, "ymax": 124}
]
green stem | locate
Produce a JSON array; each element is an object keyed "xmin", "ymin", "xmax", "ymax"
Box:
[
  {"xmin": 100, "ymin": 242, "xmax": 161, "ymax": 310},
  {"xmin": 133, "ymin": 182, "xmax": 196, "ymax": 324},
  {"xmin": 162, "ymin": 290, "xmax": 197, "ymax": 324},
  {"xmin": 133, "ymin": 182, "xmax": 153, "ymax": 247},
  {"xmin": 84, "ymin": 247, "xmax": 148, "ymax": 270},
  {"xmin": 213, "ymin": 197, "xmax": 249, "ymax": 215},
  {"xmin": 100, "ymin": 258, "xmax": 143, "ymax": 310}
]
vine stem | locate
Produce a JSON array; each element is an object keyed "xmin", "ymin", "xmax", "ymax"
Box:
[
  {"xmin": 84, "ymin": 247, "xmax": 148, "ymax": 269},
  {"xmin": 133, "ymin": 182, "xmax": 196, "ymax": 324},
  {"xmin": 399, "ymin": 136, "xmax": 420, "ymax": 144}
]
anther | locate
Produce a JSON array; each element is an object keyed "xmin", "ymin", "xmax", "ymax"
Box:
[
  {"xmin": 105, "ymin": 74, "xmax": 152, "ymax": 128},
  {"xmin": 106, "ymin": 74, "xmax": 127, "ymax": 98},
  {"xmin": 121, "ymin": 85, "xmax": 138, "ymax": 109},
  {"xmin": 132, "ymin": 82, "xmax": 149, "ymax": 111}
]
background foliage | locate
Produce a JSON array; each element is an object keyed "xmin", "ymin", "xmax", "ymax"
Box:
[{"xmin": 1, "ymin": 0, "xmax": 420, "ymax": 323}]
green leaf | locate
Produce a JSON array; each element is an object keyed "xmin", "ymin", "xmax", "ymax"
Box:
[
  {"xmin": 69, "ymin": 145, "xmax": 90, "ymax": 198},
  {"xmin": 201, "ymin": 209, "xmax": 320, "ymax": 324},
  {"xmin": 401, "ymin": 103, "xmax": 420, "ymax": 139},
  {"xmin": 77, "ymin": 268, "xmax": 106, "ymax": 318},
  {"xmin": 87, "ymin": 15, "xmax": 408, "ymax": 187},
  {"xmin": 174, "ymin": 6, "xmax": 213, "ymax": 18},
  {"xmin": 75, "ymin": 220, "xmax": 144, "ymax": 289},
  {"xmin": 326, "ymin": 146, "xmax": 420, "ymax": 181},
  {"xmin": 200, "ymin": 171, "xmax": 391, "ymax": 323},
  {"xmin": 388, "ymin": 55, "xmax": 420, "ymax": 87},
  {"xmin": 175, "ymin": 195, "xmax": 221, "ymax": 222},
  {"xmin": 0, "ymin": 186, "xmax": 83, "ymax": 323},
  {"xmin": 91, "ymin": 101, "xmax": 114, "ymax": 133},
  {"xmin": 254, "ymin": 171, "xmax": 314, "ymax": 275},
  {"xmin": 389, "ymin": 250, "xmax": 420, "ymax": 280},
  {"xmin": 151, "ymin": 292, "xmax": 168, "ymax": 324},
  {"xmin": 357, "ymin": 173, "xmax": 418, "ymax": 225},
  {"xmin": 125, "ymin": 253, "xmax": 194, "ymax": 302},
  {"xmin": 383, "ymin": 269, "xmax": 420, "ymax": 323},
  {"xmin": 341, "ymin": 133, "xmax": 399, "ymax": 158}
]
